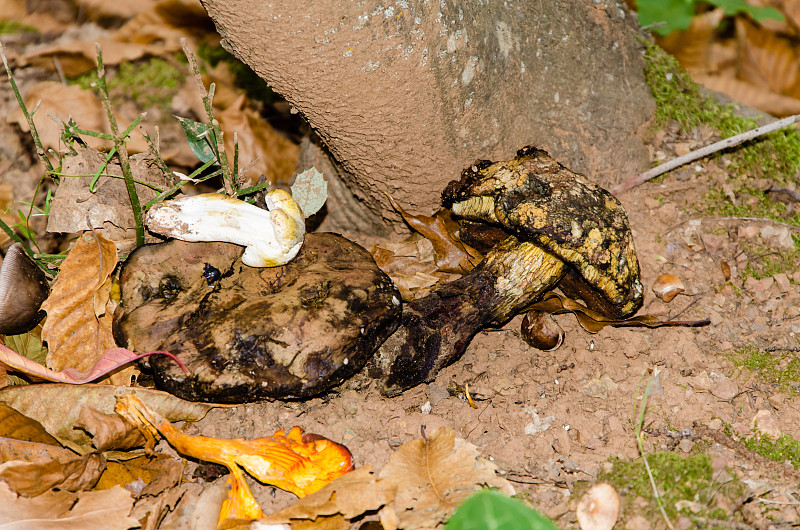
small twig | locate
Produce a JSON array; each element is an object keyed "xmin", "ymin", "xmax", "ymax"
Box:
[
  {"xmin": 611, "ymin": 114, "xmax": 800, "ymax": 195},
  {"xmin": 93, "ymin": 43, "xmax": 144, "ymax": 247}
]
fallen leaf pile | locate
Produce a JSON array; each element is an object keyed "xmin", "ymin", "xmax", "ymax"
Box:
[{"xmin": 649, "ymin": 1, "xmax": 800, "ymax": 117}]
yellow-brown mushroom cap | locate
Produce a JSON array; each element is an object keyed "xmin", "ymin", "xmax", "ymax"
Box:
[{"xmin": 442, "ymin": 146, "xmax": 643, "ymax": 318}]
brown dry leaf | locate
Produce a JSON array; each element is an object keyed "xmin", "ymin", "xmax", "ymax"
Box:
[
  {"xmin": 0, "ymin": 403, "xmax": 60, "ymax": 446},
  {"xmin": 658, "ymin": 8, "xmax": 726, "ymax": 73},
  {"xmin": 0, "ymin": 443, "xmax": 105, "ymax": 496},
  {"xmin": 131, "ymin": 483, "xmax": 192, "ymax": 530},
  {"xmin": 95, "ymin": 453, "xmax": 183, "ymax": 495},
  {"xmin": 694, "ymin": 73, "xmax": 800, "ymax": 117},
  {"xmin": 379, "ymin": 426, "xmax": 514, "ymax": 529},
  {"xmin": 526, "ymin": 292, "xmax": 710, "ymax": 333},
  {"xmin": 0, "ymin": 436, "xmax": 70, "ymax": 464},
  {"xmin": 0, "ymin": 182, "xmax": 19, "ymax": 246},
  {"xmin": 41, "ymin": 232, "xmax": 124, "ymax": 383},
  {"xmin": 7, "ymin": 81, "xmax": 108, "ymax": 153},
  {"xmin": 388, "ymin": 196, "xmax": 482, "ymax": 274},
  {"xmin": 76, "ymin": 0, "xmax": 158, "ymax": 21},
  {"xmin": 46, "ymin": 148, "xmax": 173, "ymax": 254},
  {"xmin": 736, "ymin": 17, "xmax": 800, "ymax": 98},
  {"xmin": 20, "ymin": 39, "xmax": 175, "ymax": 78},
  {"xmin": 371, "ymin": 237, "xmax": 462, "ymax": 300},
  {"xmin": 0, "ymin": 384, "xmax": 218, "ymax": 455},
  {"xmin": 0, "ymin": 481, "xmax": 139, "ymax": 529},
  {"xmin": 75, "ymin": 406, "xmax": 146, "ymax": 452},
  {"xmin": 262, "ymin": 466, "xmax": 396, "ymax": 524},
  {"xmin": 216, "ymin": 94, "xmax": 300, "ymax": 186},
  {"xmin": 113, "ymin": 0, "xmax": 214, "ymax": 49}
]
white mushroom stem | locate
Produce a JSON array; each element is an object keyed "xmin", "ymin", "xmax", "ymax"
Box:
[{"xmin": 145, "ymin": 190, "xmax": 305, "ymax": 267}]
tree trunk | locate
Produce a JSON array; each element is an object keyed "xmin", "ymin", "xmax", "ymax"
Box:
[{"xmin": 201, "ymin": 0, "xmax": 655, "ymax": 235}]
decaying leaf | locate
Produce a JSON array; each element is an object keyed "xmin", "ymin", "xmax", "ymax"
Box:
[
  {"xmin": 0, "ymin": 343, "xmax": 185, "ymax": 386},
  {"xmin": 7, "ymin": 82, "xmax": 108, "ymax": 152},
  {"xmin": 0, "ymin": 440, "xmax": 105, "ymax": 496},
  {"xmin": 216, "ymin": 94, "xmax": 300, "ymax": 186},
  {"xmin": 46, "ymin": 148, "xmax": 174, "ymax": 254},
  {"xmin": 0, "ymin": 481, "xmax": 138, "ymax": 529},
  {"xmin": 115, "ymin": 392, "xmax": 354, "ymax": 528},
  {"xmin": 0, "ymin": 403, "xmax": 60, "ymax": 446},
  {"xmin": 94, "ymin": 453, "xmax": 183, "ymax": 495},
  {"xmin": 525, "ymin": 292, "xmax": 710, "ymax": 333},
  {"xmin": 371, "ymin": 237, "xmax": 461, "ymax": 300},
  {"xmin": 75, "ymin": 406, "xmax": 147, "ymax": 452},
  {"xmin": 291, "ymin": 166, "xmax": 328, "ymax": 218},
  {"xmin": 379, "ymin": 426, "xmax": 514, "ymax": 529},
  {"xmin": 261, "ymin": 466, "xmax": 397, "ymax": 525},
  {"xmin": 41, "ymin": 232, "xmax": 127, "ymax": 384},
  {"xmin": 388, "ymin": 196, "xmax": 482, "ymax": 274},
  {"xmin": 0, "ymin": 384, "xmax": 218, "ymax": 454}
]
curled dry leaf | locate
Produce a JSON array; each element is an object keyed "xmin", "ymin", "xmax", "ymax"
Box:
[
  {"xmin": 379, "ymin": 426, "xmax": 514, "ymax": 529},
  {"xmin": 525, "ymin": 292, "xmax": 709, "ymax": 333},
  {"xmin": 0, "ymin": 481, "xmax": 138, "ymax": 529},
  {"xmin": 261, "ymin": 466, "xmax": 396, "ymax": 525},
  {"xmin": 0, "ymin": 441, "xmax": 105, "ymax": 496},
  {"xmin": 114, "ymin": 392, "xmax": 354, "ymax": 527},
  {"xmin": 652, "ymin": 273, "xmax": 685, "ymax": 303},
  {"xmin": 576, "ymin": 483, "xmax": 620, "ymax": 530},
  {"xmin": 0, "ymin": 403, "xmax": 60, "ymax": 446},
  {"xmin": 41, "ymin": 232, "xmax": 132, "ymax": 385},
  {"xmin": 0, "ymin": 384, "xmax": 217, "ymax": 454}
]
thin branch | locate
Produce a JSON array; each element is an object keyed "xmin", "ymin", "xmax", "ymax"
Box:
[
  {"xmin": 0, "ymin": 42, "xmax": 54, "ymax": 173},
  {"xmin": 611, "ymin": 114, "xmax": 800, "ymax": 195},
  {"xmin": 93, "ymin": 43, "xmax": 144, "ymax": 247}
]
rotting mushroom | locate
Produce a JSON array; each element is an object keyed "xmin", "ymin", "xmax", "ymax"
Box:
[
  {"xmin": 0, "ymin": 243, "xmax": 50, "ymax": 335},
  {"xmin": 370, "ymin": 146, "xmax": 643, "ymax": 396},
  {"xmin": 145, "ymin": 190, "xmax": 305, "ymax": 267},
  {"xmin": 113, "ymin": 233, "xmax": 401, "ymax": 403}
]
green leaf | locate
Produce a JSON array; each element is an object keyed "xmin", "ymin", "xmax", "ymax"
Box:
[
  {"xmin": 291, "ymin": 166, "xmax": 328, "ymax": 218},
  {"xmin": 4, "ymin": 331, "xmax": 47, "ymax": 386},
  {"xmin": 636, "ymin": 0, "xmax": 695, "ymax": 35},
  {"xmin": 708, "ymin": 0, "xmax": 784, "ymax": 22},
  {"xmin": 446, "ymin": 490, "xmax": 559, "ymax": 530},
  {"xmin": 175, "ymin": 116, "xmax": 216, "ymax": 164}
]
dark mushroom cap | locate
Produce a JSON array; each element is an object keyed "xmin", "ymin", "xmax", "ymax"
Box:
[
  {"xmin": 112, "ymin": 233, "xmax": 401, "ymax": 403},
  {"xmin": 0, "ymin": 243, "xmax": 50, "ymax": 335},
  {"xmin": 442, "ymin": 146, "xmax": 643, "ymax": 318}
]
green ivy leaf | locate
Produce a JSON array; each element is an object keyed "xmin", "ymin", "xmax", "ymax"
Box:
[
  {"xmin": 445, "ymin": 490, "xmax": 559, "ymax": 530},
  {"xmin": 636, "ymin": 0, "xmax": 695, "ymax": 35},
  {"xmin": 290, "ymin": 167, "xmax": 328, "ymax": 218},
  {"xmin": 175, "ymin": 116, "xmax": 216, "ymax": 164}
]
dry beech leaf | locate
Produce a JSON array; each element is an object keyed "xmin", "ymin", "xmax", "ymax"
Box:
[
  {"xmin": 262, "ymin": 466, "xmax": 397, "ymax": 525},
  {"xmin": 95, "ymin": 453, "xmax": 183, "ymax": 495},
  {"xmin": 115, "ymin": 393, "xmax": 354, "ymax": 527},
  {"xmin": 379, "ymin": 426, "xmax": 514, "ymax": 529},
  {"xmin": 526, "ymin": 292, "xmax": 710, "ymax": 333},
  {"xmin": 694, "ymin": 73, "xmax": 800, "ymax": 117},
  {"xmin": 41, "ymin": 232, "xmax": 121, "ymax": 380},
  {"xmin": 75, "ymin": 406, "xmax": 147, "ymax": 452},
  {"xmin": 0, "ymin": 442, "xmax": 105, "ymax": 496},
  {"xmin": 216, "ymin": 93, "xmax": 300, "ymax": 186},
  {"xmin": 371, "ymin": 237, "xmax": 461, "ymax": 300},
  {"xmin": 0, "ymin": 384, "xmax": 218, "ymax": 455},
  {"xmin": 0, "ymin": 481, "xmax": 138, "ymax": 528},
  {"xmin": 7, "ymin": 81, "xmax": 107, "ymax": 152},
  {"xmin": 736, "ymin": 17, "xmax": 800, "ymax": 99},
  {"xmin": 388, "ymin": 196, "xmax": 482, "ymax": 274},
  {"xmin": 0, "ymin": 403, "xmax": 60, "ymax": 446},
  {"xmin": 76, "ymin": 0, "xmax": 157, "ymax": 20}
]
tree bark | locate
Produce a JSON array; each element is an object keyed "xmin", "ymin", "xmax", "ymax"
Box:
[{"xmin": 202, "ymin": 0, "xmax": 655, "ymax": 234}]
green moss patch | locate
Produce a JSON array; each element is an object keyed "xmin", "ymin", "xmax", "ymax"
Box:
[
  {"xmin": 731, "ymin": 344, "xmax": 800, "ymax": 393},
  {"xmin": 599, "ymin": 452, "xmax": 745, "ymax": 523},
  {"xmin": 744, "ymin": 432, "xmax": 800, "ymax": 469}
]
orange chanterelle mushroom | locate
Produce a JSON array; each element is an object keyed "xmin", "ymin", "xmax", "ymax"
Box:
[{"xmin": 115, "ymin": 392, "xmax": 353, "ymax": 525}]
